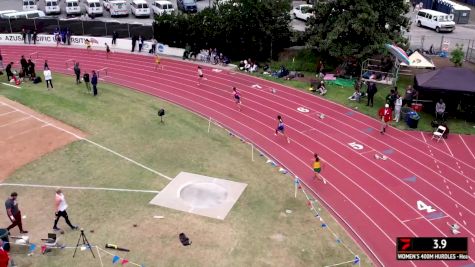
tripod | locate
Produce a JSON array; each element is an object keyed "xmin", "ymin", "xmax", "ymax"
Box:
[{"xmin": 73, "ymin": 229, "xmax": 95, "ymax": 258}]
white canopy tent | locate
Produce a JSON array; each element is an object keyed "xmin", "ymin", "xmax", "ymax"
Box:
[{"xmin": 400, "ymin": 51, "xmax": 435, "ymax": 68}]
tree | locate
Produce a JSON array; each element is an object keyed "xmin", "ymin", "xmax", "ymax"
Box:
[
  {"xmin": 450, "ymin": 44, "xmax": 464, "ymax": 67},
  {"xmin": 305, "ymin": 0, "xmax": 410, "ymax": 61},
  {"xmin": 153, "ymin": 0, "xmax": 292, "ymax": 61}
]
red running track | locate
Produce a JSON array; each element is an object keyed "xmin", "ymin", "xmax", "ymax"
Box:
[{"xmin": 2, "ymin": 45, "xmax": 475, "ymax": 267}]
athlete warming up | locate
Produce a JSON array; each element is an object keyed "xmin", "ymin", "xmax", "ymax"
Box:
[
  {"xmin": 232, "ymin": 87, "xmax": 242, "ymax": 111},
  {"xmin": 312, "ymin": 153, "xmax": 326, "ymax": 184},
  {"xmin": 197, "ymin": 66, "xmax": 203, "ymax": 85},
  {"xmin": 275, "ymin": 115, "xmax": 290, "ymax": 143}
]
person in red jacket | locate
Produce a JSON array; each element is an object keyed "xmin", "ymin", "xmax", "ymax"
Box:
[
  {"xmin": 0, "ymin": 240, "xmax": 9, "ymax": 267},
  {"xmin": 379, "ymin": 103, "xmax": 392, "ymax": 134}
]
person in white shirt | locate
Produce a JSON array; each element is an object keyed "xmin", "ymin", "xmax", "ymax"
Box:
[
  {"xmin": 435, "ymin": 99, "xmax": 446, "ymax": 121},
  {"xmin": 43, "ymin": 67, "xmax": 53, "ymax": 89},
  {"xmin": 394, "ymin": 94, "xmax": 403, "ymax": 122},
  {"xmin": 53, "ymin": 188, "xmax": 78, "ymax": 231}
]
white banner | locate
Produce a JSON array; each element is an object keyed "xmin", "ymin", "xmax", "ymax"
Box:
[{"xmin": 0, "ymin": 34, "xmax": 185, "ymax": 57}]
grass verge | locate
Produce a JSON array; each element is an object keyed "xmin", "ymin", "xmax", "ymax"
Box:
[{"xmin": 0, "ymin": 74, "xmax": 371, "ymax": 266}]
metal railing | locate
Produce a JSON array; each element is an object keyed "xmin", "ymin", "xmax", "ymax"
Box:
[
  {"xmin": 407, "ymin": 34, "xmax": 475, "ymax": 60},
  {"xmin": 0, "ymin": 18, "xmax": 153, "ymax": 39}
]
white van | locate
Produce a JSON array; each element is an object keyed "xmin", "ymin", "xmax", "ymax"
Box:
[
  {"xmin": 104, "ymin": 0, "xmax": 129, "ymax": 17},
  {"xmin": 152, "ymin": 1, "xmax": 174, "ymax": 15},
  {"xmin": 416, "ymin": 9, "xmax": 455, "ymax": 33},
  {"xmin": 65, "ymin": 0, "xmax": 81, "ymax": 16},
  {"xmin": 2, "ymin": 10, "xmax": 46, "ymax": 19},
  {"xmin": 44, "ymin": 0, "xmax": 60, "ymax": 15},
  {"xmin": 131, "ymin": 0, "xmax": 150, "ymax": 18},
  {"xmin": 0, "ymin": 10, "xmax": 18, "ymax": 18},
  {"xmin": 22, "ymin": 0, "xmax": 38, "ymax": 11},
  {"xmin": 85, "ymin": 0, "xmax": 104, "ymax": 16}
]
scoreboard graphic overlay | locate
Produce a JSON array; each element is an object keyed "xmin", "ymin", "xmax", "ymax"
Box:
[{"xmin": 397, "ymin": 237, "xmax": 468, "ymax": 260}]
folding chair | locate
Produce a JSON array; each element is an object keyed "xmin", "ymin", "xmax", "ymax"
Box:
[
  {"xmin": 431, "ymin": 125, "xmax": 446, "ymax": 142},
  {"xmin": 41, "ymin": 233, "xmax": 58, "ymax": 254}
]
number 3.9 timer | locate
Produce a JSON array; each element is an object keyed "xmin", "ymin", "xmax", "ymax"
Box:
[{"xmin": 397, "ymin": 237, "xmax": 468, "ymax": 260}]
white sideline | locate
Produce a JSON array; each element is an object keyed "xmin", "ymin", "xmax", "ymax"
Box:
[
  {"xmin": 0, "ymin": 101, "xmax": 172, "ymax": 181},
  {"xmin": 0, "ymin": 183, "xmax": 160, "ymax": 193}
]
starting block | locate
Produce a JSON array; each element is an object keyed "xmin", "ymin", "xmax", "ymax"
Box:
[
  {"xmin": 448, "ymin": 223, "xmax": 461, "ymax": 235},
  {"xmin": 374, "ymin": 154, "xmax": 388, "ymax": 160}
]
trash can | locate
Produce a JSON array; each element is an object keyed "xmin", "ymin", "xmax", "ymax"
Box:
[
  {"xmin": 407, "ymin": 113, "xmax": 420, "ymax": 129},
  {"xmin": 0, "ymin": 228, "xmax": 10, "ymax": 251},
  {"xmin": 401, "ymin": 107, "xmax": 414, "ymax": 122}
]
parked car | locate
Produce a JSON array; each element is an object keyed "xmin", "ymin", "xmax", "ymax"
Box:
[
  {"xmin": 65, "ymin": 0, "xmax": 81, "ymax": 16},
  {"xmin": 292, "ymin": 4, "xmax": 314, "ymax": 21},
  {"xmin": 104, "ymin": 0, "xmax": 129, "ymax": 17},
  {"xmin": 131, "ymin": 0, "xmax": 151, "ymax": 17},
  {"xmin": 84, "ymin": 0, "xmax": 103, "ymax": 17},
  {"xmin": 22, "ymin": 0, "xmax": 38, "ymax": 11},
  {"xmin": 177, "ymin": 0, "xmax": 197, "ymax": 13},
  {"xmin": 44, "ymin": 0, "xmax": 61, "ymax": 15},
  {"xmin": 416, "ymin": 9, "xmax": 455, "ymax": 33},
  {"xmin": 151, "ymin": 0, "xmax": 174, "ymax": 15}
]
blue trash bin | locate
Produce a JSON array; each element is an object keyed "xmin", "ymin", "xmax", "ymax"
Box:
[{"xmin": 407, "ymin": 113, "xmax": 421, "ymax": 129}]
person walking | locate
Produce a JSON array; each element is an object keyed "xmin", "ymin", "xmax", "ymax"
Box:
[
  {"xmin": 378, "ymin": 104, "xmax": 392, "ymax": 134},
  {"xmin": 105, "ymin": 43, "xmax": 111, "ymax": 58},
  {"xmin": 366, "ymin": 82, "xmax": 377, "ymax": 107},
  {"xmin": 53, "ymin": 188, "xmax": 78, "ymax": 231},
  {"xmin": 44, "ymin": 67, "xmax": 53, "ymax": 89},
  {"xmin": 5, "ymin": 192, "xmax": 28, "ymax": 234},
  {"xmin": 155, "ymin": 54, "xmax": 162, "ymax": 70},
  {"xmin": 394, "ymin": 94, "xmax": 403, "ymax": 122},
  {"xmin": 232, "ymin": 87, "xmax": 242, "ymax": 111},
  {"xmin": 138, "ymin": 35, "xmax": 144, "ymax": 52},
  {"xmin": 83, "ymin": 72, "xmax": 90, "ymax": 92},
  {"xmin": 21, "ymin": 28, "xmax": 27, "ymax": 44},
  {"xmin": 312, "ymin": 153, "xmax": 326, "ymax": 184},
  {"xmin": 73, "ymin": 62, "xmax": 81, "ymax": 85},
  {"xmin": 131, "ymin": 35, "xmax": 137, "ymax": 52},
  {"xmin": 91, "ymin": 70, "xmax": 98, "ymax": 96},
  {"xmin": 275, "ymin": 115, "xmax": 290, "ymax": 143},
  {"xmin": 32, "ymin": 30, "xmax": 37, "ymax": 45},
  {"xmin": 27, "ymin": 29, "xmax": 32, "ymax": 44}
]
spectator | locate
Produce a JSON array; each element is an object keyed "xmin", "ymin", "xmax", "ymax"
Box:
[
  {"xmin": 5, "ymin": 62, "xmax": 14, "ymax": 81},
  {"xmin": 366, "ymin": 81, "xmax": 377, "ymax": 107},
  {"xmin": 91, "ymin": 70, "xmax": 98, "ymax": 96},
  {"xmin": 403, "ymin": 85, "xmax": 417, "ymax": 107},
  {"xmin": 44, "ymin": 60, "xmax": 49, "ymax": 70},
  {"xmin": 318, "ymin": 81, "xmax": 327, "ymax": 95},
  {"xmin": 74, "ymin": 62, "xmax": 81, "ymax": 85},
  {"xmin": 0, "ymin": 240, "xmax": 9, "ymax": 267},
  {"xmin": 27, "ymin": 29, "xmax": 32, "ymax": 44},
  {"xmin": 32, "ymin": 31, "xmax": 37, "ymax": 45},
  {"xmin": 112, "ymin": 31, "xmax": 118, "ymax": 45},
  {"xmin": 131, "ymin": 35, "xmax": 137, "ymax": 52},
  {"xmin": 44, "ymin": 67, "xmax": 53, "ymax": 89},
  {"xmin": 250, "ymin": 63, "xmax": 258, "ymax": 73},
  {"xmin": 394, "ymin": 94, "xmax": 403, "ymax": 122},
  {"xmin": 20, "ymin": 55, "xmax": 28, "ymax": 74},
  {"xmin": 0, "ymin": 51, "xmax": 3, "ymax": 75},
  {"xmin": 83, "ymin": 72, "xmax": 91, "ymax": 92},
  {"xmin": 85, "ymin": 39, "xmax": 91, "ymax": 50},
  {"xmin": 27, "ymin": 59, "xmax": 35, "ymax": 79},
  {"xmin": 138, "ymin": 35, "xmax": 144, "ymax": 52},
  {"xmin": 348, "ymin": 87, "xmax": 362, "ymax": 102},
  {"xmin": 5, "ymin": 192, "xmax": 28, "ymax": 234},
  {"xmin": 21, "ymin": 28, "xmax": 27, "ymax": 44},
  {"xmin": 436, "ymin": 99, "xmax": 446, "ymax": 121},
  {"xmin": 53, "ymin": 188, "xmax": 78, "ymax": 231},
  {"xmin": 66, "ymin": 28, "xmax": 71, "ymax": 45},
  {"xmin": 385, "ymin": 89, "xmax": 397, "ymax": 110}
]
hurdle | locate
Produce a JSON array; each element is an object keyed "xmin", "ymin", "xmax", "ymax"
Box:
[
  {"xmin": 65, "ymin": 59, "xmax": 75, "ymax": 70},
  {"xmin": 97, "ymin": 67, "xmax": 109, "ymax": 80},
  {"xmin": 28, "ymin": 51, "xmax": 39, "ymax": 59}
]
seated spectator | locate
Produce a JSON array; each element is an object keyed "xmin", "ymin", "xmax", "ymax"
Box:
[
  {"xmin": 238, "ymin": 61, "xmax": 245, "ymax": 70},
  {"xmin": 435, "ymin": 99, "xmax": 446, "ymax": 121},
  {"xmin": 244, "ymin": 60, "xmax": 251, "ymax": 72},
  {"xmin": 250, "ymin": 63, "xmax": 258, "ymax": 73},
  {"xmin": 317, "ymin": 81, "xmax": 327, "ymax": 95},
  {"xmin": 348, "ymin": 87, "xmax": 362, "ymax": 101}
]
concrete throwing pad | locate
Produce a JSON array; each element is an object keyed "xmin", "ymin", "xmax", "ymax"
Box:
[{"xmin": 149, "ymin": 172, "xmax": 247, "ymax": 220}]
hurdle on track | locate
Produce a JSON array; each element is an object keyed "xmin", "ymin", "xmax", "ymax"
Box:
[
  {"xmin": 65, "ymin": 59, "xmax": 75, "ymax": 69},
  {"xmin": 97, "ymin": 67, "xmax": 109, "ymax": 80},
  {"xmin": 28, "ymin": 51, "xmax": 39, "ymax": 59}
]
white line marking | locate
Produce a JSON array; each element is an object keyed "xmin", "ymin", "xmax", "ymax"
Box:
[
  {"xmin": 1, "ymin": 82, "xmax": 21, "ymax": 89},
  {"xmin": 463, "ymin": 220, "xmax": 467, "ymax": 225},
  {"xmin": 449, "ymin": 191, "xmax": 452, "ymax": 195},
  {"xmin": 402, "ymin": 216, "xmax": 425, "ymax": 223},
  {"xmin": 0, "ymin": 110, "xmax": 16, "ymax": 116},
  {"xmin": 445, "ymin": 185, "xmax": 450, "ymax": 190},
  {"xmin": 470, "ymin": 186, "xmax": 473, "ymax": 190},
  {"xmin": 0, "ymin": 115, "xmax": 31, "ymax": 128},
  {"xmin": 0, "ymin": 183, "xmax": 160, "ymax": 193},
  {"xmin": 459, "ymin": 135, "xmax": 475, "ymax": 160},
  {"xmin": 459, "ymin": 212, "xmax": 463, "ymax": 217},
  {"xmin": 472, "ymin": 238, "xmax": 475, "ymax": 243},
  {"xmin": 443, "ymin": 179, "xmax": 447, "ymax": 183},
  {"xmin": 455, "ymin": 204, "xmax": 459, "ymax": 208},
  {"xmin": 5, "ymin": 123, "xmax": 49, "ymax": 140},
  {"xmin": 436, "ymin": 164, "xmax": 440, "ymax": 169},
  {"xmin": 0, "ymin": 101, "xmax": 172, "ymax": 181},
  {"xmin": 420, "ymin": 131, "xmax": 427, "ymax": 143},
  {"xmin": 443, "ymin": 139, "xmax": 454, "ymax": 157}
]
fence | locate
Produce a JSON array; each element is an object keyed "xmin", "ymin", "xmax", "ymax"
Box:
[
  {"xmin": 0, "ymin": 18, "xmax": 154, "ymax": 40},
  {"xmin": 468, "ymin": 47, "xmax": 475, "ymax": 63},
  {"xmin": 407, "ymin": 34, "xmax": 475, "ymax": 59}
]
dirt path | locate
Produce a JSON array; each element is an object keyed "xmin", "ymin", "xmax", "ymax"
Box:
[{"xmin": 0, "ymin": 96, "xmax": 86, "ymax": 181}]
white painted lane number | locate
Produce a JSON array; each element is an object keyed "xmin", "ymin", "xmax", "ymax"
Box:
[
  {"xmin": 297, "ymin": 107, "xmax": 309, "ymax": 113},
  {"xmin": 348, "ymin": 142, "xmax": 364, "ymax": 150},
  {"xmin": 417, "ymin": 200, "xmax": 436, "ymax": 213}
]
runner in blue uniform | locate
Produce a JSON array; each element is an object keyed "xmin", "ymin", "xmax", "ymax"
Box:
[{"xmin": 275, "ymin": 115, "xmax": 290, "ymax": 143}]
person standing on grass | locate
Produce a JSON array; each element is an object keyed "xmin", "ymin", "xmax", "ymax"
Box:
[
  {"xmin": 83, "ymin": 72, "xmax": 91, "ymax": 92},
  {"xmin": 197, "ymin": 66, "xmax": 203, "ymax": 85},
  {"xmin": 44, "ymin": 60, "xmax": 49, "ymax": 70},
  {"xmin": 275, "ymin": 115, "xmax": 290, "ymax": 143},
  {"xmin": 53, "ymin": 188, "xmax": 78, "ymax": 232},
  {"xmin": 232, "ymin": 87, "xmax": 242, "ymax": 111},
  {"xmin": 20, "ymin": 56, "xmax": 28, "ymax": 75},
  {"xmin": 378, "ymin": 103, "xmax": 392, "ymax": 134},
  {"xmin": 44, "ymin": 67, "xmax": 53, "ymax": 89},
  {"xmin": 0, "ymin": 52, "xmax": 4, "ymax": 75},
  {"xmin": 112, "ymin": 31, "xmax": 118, "ymax": 45},
  {"xmin": 5, "ymin": 62, "xmax": 14, "ymax": 82},
  {"xmin": 394, "ymin": 94, "xmax": 403, "ymax": 122},
  {"xmin": 105, "ymin": 43, "xmax": 111, "ymax": 58},
  {"xmin": 91, "ymin": 71, "xmax": 98, "ymax": 96},
  {"xmin": 366, "ymin": 81, "xmax": 377, "ymax": 107},
  {"xmin": 5, "ymin": 192, "xmax": 28, "ymax": 234},
  {"xmin": 27, "ymin": 59, "xmax": 35, "ymax": 80},
  {"xmin": 312, "ymin": 153, "xmax": 326, "ymax": 184},
  {"xmin": 74, "ymin": 62, "xmax": 81, "ymax": 85}
]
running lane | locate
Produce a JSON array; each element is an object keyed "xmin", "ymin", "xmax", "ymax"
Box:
[{"xmin": 2, "ymin": 45, "xmax": 474, "ymax": 267}]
